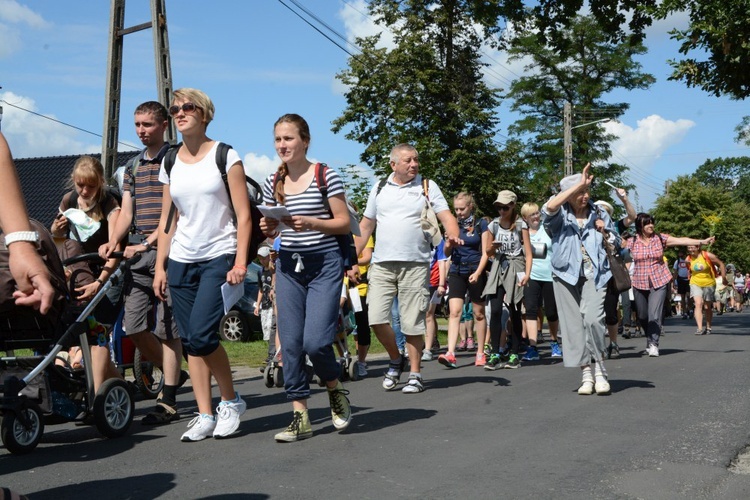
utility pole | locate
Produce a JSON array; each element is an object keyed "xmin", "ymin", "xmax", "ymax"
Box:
[
  {"xmin": 101, "ymin": 0, "xmax": 175, "ymax": 180},
  {"xmin": 563, "ymin": 101, "xmax": 572, "ymax": 176}
]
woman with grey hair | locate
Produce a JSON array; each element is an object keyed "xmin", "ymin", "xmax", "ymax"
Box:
[{"xmin": 541, "ymin": 164, "xmax": 617, "ymax": 395}]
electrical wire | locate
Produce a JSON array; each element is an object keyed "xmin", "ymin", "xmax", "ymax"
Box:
[{"xmin": 1, "ymin": 99, "xmax": 139, "ymax": 150}]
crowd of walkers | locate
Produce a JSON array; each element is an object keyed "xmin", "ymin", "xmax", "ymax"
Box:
[{"xmin": 5, "ymin": 88, "xmax": 744, "ymax": 446}]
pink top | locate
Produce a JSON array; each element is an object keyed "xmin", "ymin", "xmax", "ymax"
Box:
[{"xmin": 627, "ymin": 233, "xmax": 671, "ymax": 290}]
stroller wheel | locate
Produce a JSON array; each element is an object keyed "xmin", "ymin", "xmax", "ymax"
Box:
[
  {"xmin": 347, "ymin": 358, "xmax": 360, "ymax": 381},
  {"xmin": 1, "ymin": 403, "xmax": 44, "ymax": 455},
  {"xmin": 263, "ymin": 364, "xmax": 274, "ymax": 388},
  {"xmin": 273, "ymin": 366, "xmax": 284, "ymax": 388},
  {"xmin": 133, "ymin": 348, "xmax": 164, "ymax": 400},
  {"xmin": 94, "ymin": 379, "xmax": 134, "ymax": 438}
]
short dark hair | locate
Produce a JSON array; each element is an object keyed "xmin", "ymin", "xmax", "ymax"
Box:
[{"xmin": 134, "ymin": 101, "xmax": 169, "ymax": 123}]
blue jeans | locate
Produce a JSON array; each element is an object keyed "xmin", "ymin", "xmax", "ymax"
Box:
[
  {"xmin": 276, "ymin": 249, "xmax": 343, "ymax": 400},
  {"xmin": 167, "ymin": 254, "xmax": 233, "ymax": 357},
  {"xmin": 392, "ymin": 297, "xmax": 405, "ymax": 351}
]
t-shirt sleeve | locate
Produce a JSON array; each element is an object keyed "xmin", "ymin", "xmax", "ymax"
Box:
[
  {"xmin": 363, "ymin": 183, "xmax": 379, "ymax": 220},
  {"xmin": 262, "ymin": 174, "xmax": 276, "ymax": 206},
  {"xmin": 225, "ymin": 148, "xmax": 243, "ymax": 175},
  {"xmin": 158, "ymin": 160, "xmax": 169, "ymax": 185},
  {"xmin": 122, "ymin": 163, "xmax": 133, "ymax": 193},
  {"xmin": 427, "ymin": 180, "xmax": 449, "ymax": 213},
  {"xmin": 323, "ymin": 168, "xmax": 345, "ymax": 198}
]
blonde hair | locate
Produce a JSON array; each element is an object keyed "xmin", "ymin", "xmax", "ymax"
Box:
[
  {"xmin": 272, "ymin": 114, "xmax": 311, "ymax": 205},
  {"xmin": 453, "ymin": 191, "xmax": 475, "ymax": 209},
  {"xmin": 172, "ymin": 88, "xmax": 214, "ymax": 125},
  {"xmin": 520, "ymin": 202, "xmax": 539, "ymax": 219},
  {"xmin": 69, "ymin": 156, "xmax": 106, "ymax": 221}
]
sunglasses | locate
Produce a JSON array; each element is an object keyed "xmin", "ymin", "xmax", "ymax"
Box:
[
  {"xmin": 169, "ymin": 102, "xmax": 199, "ymax": 116},
  {"xmin": 496, "ymin": 204, "xmax": 513, "ymax": 211}
]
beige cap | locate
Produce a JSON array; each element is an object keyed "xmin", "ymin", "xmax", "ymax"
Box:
[{"xmin": 494, "ymin": 190, "xmax": 517, "ymax": 206}]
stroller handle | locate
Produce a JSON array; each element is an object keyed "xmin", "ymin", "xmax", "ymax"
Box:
[{"xmin": 62, "ymin": 251, "xmax": 140, "ymax": 267}]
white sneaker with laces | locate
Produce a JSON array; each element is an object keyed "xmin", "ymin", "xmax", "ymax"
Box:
[
  {"xmin": 213, "ymin": 393, "xmax": 247, "ymax": 438},
  {"xmin": 421, "ymin": 349, "xmax": 433, "ymax": 361},
  {"xmin": 181, "ymin": 413, "xmax": 216, "ymax": 442}
]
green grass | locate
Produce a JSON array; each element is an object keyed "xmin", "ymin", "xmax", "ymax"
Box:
[{"xmin": 223, "ymin": 317, "xmax": 450, "ymax": 368}]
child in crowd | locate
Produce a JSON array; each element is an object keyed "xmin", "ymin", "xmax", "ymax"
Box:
[{"xmin": 254, "ymin": 245, "xmax": 277, "ymax": 367}]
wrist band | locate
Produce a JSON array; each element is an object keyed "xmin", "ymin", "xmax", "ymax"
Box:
[
  {"xmin": 95, "ymin": 278, "xmax": 104, "ymax": 285},
  {"xmin": 233, "ymin": 265, "xmax": 247, "ymax": 272}
]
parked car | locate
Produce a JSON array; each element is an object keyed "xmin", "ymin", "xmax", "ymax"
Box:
[{"xmin": 219, "ymin": 261, "xmax": 263, "ymax": 342}]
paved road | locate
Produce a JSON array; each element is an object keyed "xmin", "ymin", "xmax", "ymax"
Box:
[{"xmin": 3, "ymin": 310, "xmax": 750, "ymax": 499}]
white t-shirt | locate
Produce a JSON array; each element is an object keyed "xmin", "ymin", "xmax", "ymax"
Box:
[
  {"xmin": 364, "ymin": 173, "xmax": 449, "ymax": 264},
  {"xmin": 158, "ymin": 142, "xmax": 242, "ymax": 263}
]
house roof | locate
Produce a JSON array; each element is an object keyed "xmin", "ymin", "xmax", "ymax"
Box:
[{"xmin": 14, "ymin": 152, "xmax": 140, "ymax": 229}]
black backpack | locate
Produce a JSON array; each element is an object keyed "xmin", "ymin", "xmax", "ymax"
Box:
[{"xmin": 163, "ymin": 142, "xmax": 266, "ymax": 262}]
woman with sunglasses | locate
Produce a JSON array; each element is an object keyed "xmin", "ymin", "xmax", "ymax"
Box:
[
  {"xmin": 154, "ymin": 88, "xmax": 249, "ymax": 442},
  {"xmin": 542, "ymin": 164, "xmax": 618, "ymax": 395},
  {"xmin": 626, "ymin": 213, "xmax": 714, "ymax": 357},
  {"xmin": 482, "ymin": 190, "xmax": 532, "ymax": 370},
  {"xmin": 438, "ymin": 192, "xmax": 490, "ymax": 368}
]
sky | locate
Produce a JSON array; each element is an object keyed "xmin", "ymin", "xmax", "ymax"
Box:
[{"xmin": 1, "ymin": 0, "xmax": 748, "ymax": 211}]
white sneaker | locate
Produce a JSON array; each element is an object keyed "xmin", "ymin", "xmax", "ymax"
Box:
[
  {"xmin": 213, "ymin": 393, "xmax": 247, "ymax": 438},
  {"xmin": 421, "ymin": 349, "xmax": 433, "ymax": 361},
  {"xmin": 648, "ymin": 345, "xmax": 659, "ymax": 357},
  {"xmin": 595, "ymin": 377, "xmax": 611, "ymax": 395},
  {"xmin": 357, "ymin": 361, "xmax": 368, "ymax": 377},
  {"xmin": 578, "ymin": 380, "xmax": 594, "ymax": 395},
  {"xmin": 181, "ymin": 414, "xmax": 216, "ymax": 442}
]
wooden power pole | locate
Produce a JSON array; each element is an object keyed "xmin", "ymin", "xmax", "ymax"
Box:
[{"xmin": 101, "ymin": 0, "xmax": 176, "ymax": 179}]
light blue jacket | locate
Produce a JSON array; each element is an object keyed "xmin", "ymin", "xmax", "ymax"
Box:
[{"xmin": 542, "ymin": 201, "xmax": 619, "ymax": 290}]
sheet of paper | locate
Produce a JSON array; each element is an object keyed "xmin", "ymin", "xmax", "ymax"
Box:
[
  {"xmin": 516, "ymin": 271, "xmax": 526, "ymax": 284},
  {"xmin": 221, "ymin": 282, "xmax": 244, "ymax": 315},
  {"xmin": 430, "ymin": 290, "xmax": 443, "ymax": 305},
  {"xmin": 257, "ymin": 205, "xmax": 292, "ymax": 231},
  {"xmin": 348, "ymin": 287, "xmax": 363, "ymax": 312}
]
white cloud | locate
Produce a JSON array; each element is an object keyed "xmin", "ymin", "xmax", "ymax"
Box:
[
  {"xmin": 605, "ymin": 114, "xmax": 695, "ymax": 166},
  {"xmin": 339, "ymin": 0, "xmax": 396, "ymax": 50},
  {"xmin": 0, "ymin": 1, "xmax": 49, "ymax": 58},
  {"xmin": 0, "ymin": 0, "xmax": 48, "ymax": 27},
  {"xmin": 243, "ymin": 152, "xmax": 278, "ymax": 183},
  {"xmin": 1, "ymin": 91, "xmax": 100, "ymax": 157}
]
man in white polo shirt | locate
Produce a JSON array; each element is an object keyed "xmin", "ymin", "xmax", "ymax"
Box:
[{"xmin": 354, "ymin": 143, "xmax": 459, "ymax": 393}]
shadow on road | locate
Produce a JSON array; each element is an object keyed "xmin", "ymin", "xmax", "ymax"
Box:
[
  {"xmin": 28, "ymin": 473, "xmax": 177, "ymax": 499},
  {"xmin": 609, "ymin": 378, "xmax": 655, "ymax": 393}
]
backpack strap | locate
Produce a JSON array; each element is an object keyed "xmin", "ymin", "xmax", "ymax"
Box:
[
  {"xmin": 314, "ymin": 163, "xmax": 332, "ymax": 214},
  {"xmin": 214, "ymin": 142, "xmax": 232, "ymax": 193},
  {"xmin": 375, "ymin": 177, "xmax": 388, "ymax": 197},
  {"xmin": 163, "ymin": 144, "xmax": 182, "ymax": 234},
  {"xmin": 703, "ymin": 250, "xmax": 716, "ymax": 279}
]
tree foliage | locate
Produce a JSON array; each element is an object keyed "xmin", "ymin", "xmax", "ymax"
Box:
[
  {"xmin": 692, "ymin": 157, "xmax": 750, "ymax": 206},
  {"xmin": 652, "ymin": 176, "xmax": 750, "ymax": 271},
  {"xmin": 332, "ymin": 0, "xmax": 521, "ymax": 214},
  {"xmin": 504, "ymin": 14, "xmax": 653, "ymax": 204},
  {"xmin": 653, "ymin": 0, "xmax": 750, "ymax": 100}
]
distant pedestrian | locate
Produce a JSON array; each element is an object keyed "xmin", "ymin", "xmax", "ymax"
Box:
[{"xmin": 686, "ymin": 243, "xmax": 726, "ymax": 335}]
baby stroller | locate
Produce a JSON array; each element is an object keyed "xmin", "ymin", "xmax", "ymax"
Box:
[{"xmin": 1, "ymin": 239, "xmax": 137, "ymax": 455}]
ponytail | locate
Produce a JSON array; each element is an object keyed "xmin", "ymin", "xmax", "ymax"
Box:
[{"xmin": 274, "ymin": 163, "xmax": 288, "ymax": 204}]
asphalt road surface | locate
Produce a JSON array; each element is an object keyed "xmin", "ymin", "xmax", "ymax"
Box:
[{"xmin": 3, "ymin": 309, "xmax": 750, "ymax": 499}]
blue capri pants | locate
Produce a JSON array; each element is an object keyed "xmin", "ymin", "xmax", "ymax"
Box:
[
  {"xmin": 276, "ymin": 249, "xmax": 343, "ymax": 400},
  {"xmin": 167, "ymin": 254, "xmax": 233, "ymax": 357}
]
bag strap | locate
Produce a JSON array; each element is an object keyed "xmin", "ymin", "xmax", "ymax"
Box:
[
  {"xmin": 703, "ymin": 250, "xmax": 716, "ymax": 279},
  {"xmin": 163, "ymin": 144, "xmax": 182, "ymax": 234},
  {"xmin": 314, "ymin": 163, "xmax": 332, "ymax": 215}
]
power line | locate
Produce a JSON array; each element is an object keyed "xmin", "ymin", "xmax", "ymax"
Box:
[
  {"xmin": 1, "ymin": 99, "xmax": 139, "ymax": 150},
  {"xmin": 276, "ymin": 0, "xmax": 359, "ymax": 59}
]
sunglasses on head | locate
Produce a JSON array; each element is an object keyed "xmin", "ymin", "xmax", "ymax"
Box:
[{"xmin": 169, "ymin": 102, "xmax": 198, "ymax": 116}]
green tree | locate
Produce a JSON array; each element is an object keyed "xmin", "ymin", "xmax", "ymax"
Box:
[
  {"xmin": 652, "ymin": 176, "xmax": 750, "ymax": 270},
  {"xmin": 332, "ymin": 0, "xmax": 520, "ymax": 214},
  {"xmin": 504, "ymin": 15, "xmax": 654, "ymax": 203},
  {"xmin": 692, "ymin": 157, "xmax": 750, "ymax": 206}
]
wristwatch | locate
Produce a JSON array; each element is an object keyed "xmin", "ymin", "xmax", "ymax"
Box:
[
  {"xmin": 4, "ymin": 231, "xmax": 39, "ymax": 247},
  {"xmin": 141, "ymin": 239, "xmax": 152, "ymax": 250}
]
